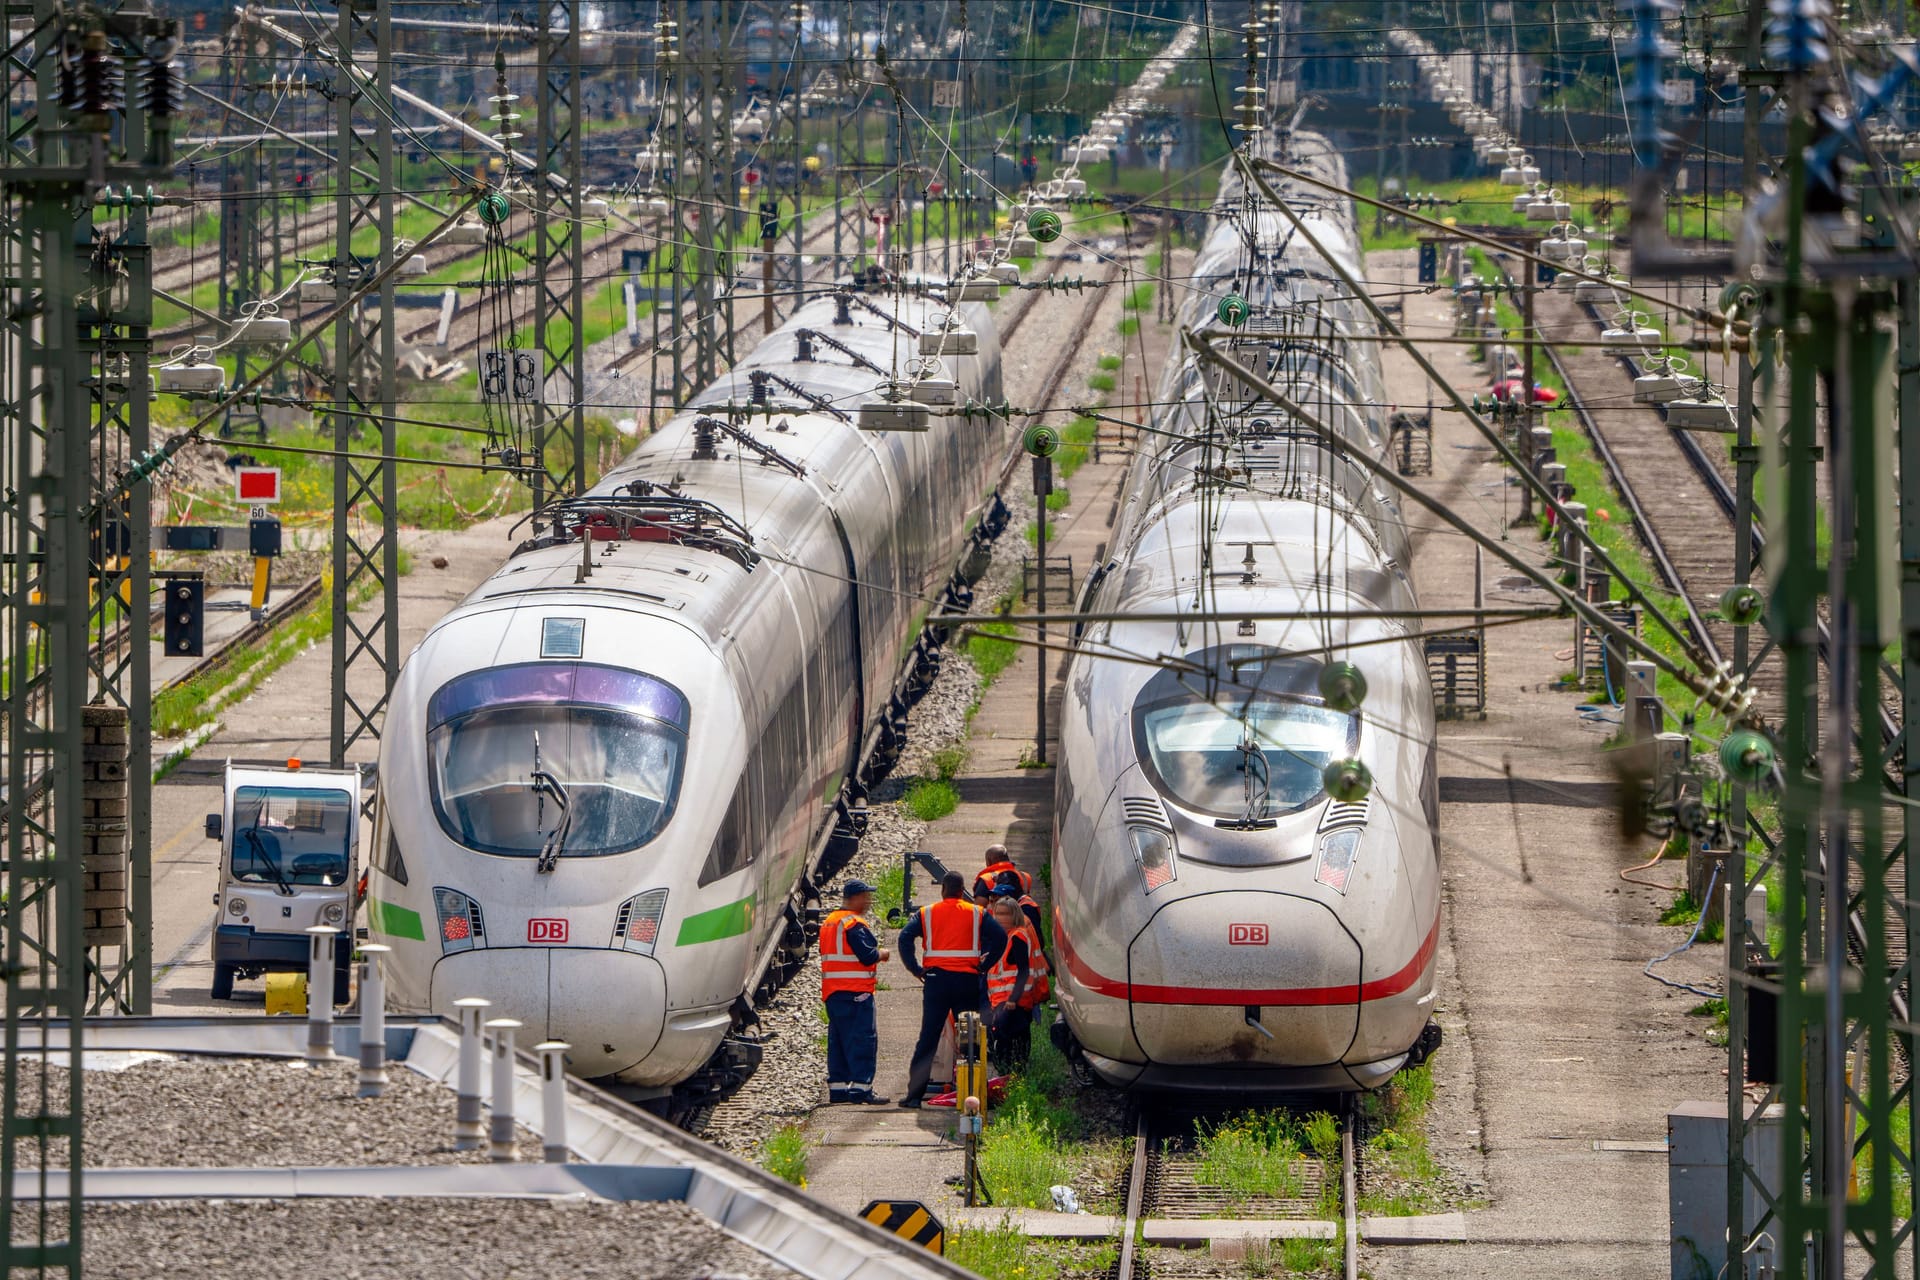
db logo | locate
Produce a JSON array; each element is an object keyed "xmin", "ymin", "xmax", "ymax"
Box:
[
  {"xmin": 1229, "ymin": 923, "xmax": 1269, "ymax": 946},
  {"xmin": 527, "ymin": 918, "xmax": 569, "ymax": 944}
]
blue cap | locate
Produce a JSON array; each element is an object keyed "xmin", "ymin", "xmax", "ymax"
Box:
[
  {"xmin": 990, "ymin": 884, "xmax": 1020, "ymax": 898},
  {"xmin": 843, "ymin": 880, "xmax": 876, "ymax": 897}
]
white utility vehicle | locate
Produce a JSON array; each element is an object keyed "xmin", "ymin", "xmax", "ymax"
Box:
[{"xmin": 205, "ymin": 762, "xmax": 359, "ymax": 1003}]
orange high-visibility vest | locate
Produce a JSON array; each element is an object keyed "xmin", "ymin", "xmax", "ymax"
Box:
[
  {"xmin": 819, "ymin": 909, "xmax": 878, "ymax": 996},
  {"xmin": 917, "ymin": 898, "xmax": 984, "ymax": 973},
  {"xmin": 986, "ymin": 923, "xmax": 1049, "ymax": 1009},
  {"xmin": 976, "ymin": 859, "xmax": 1032, "ymax": 897}
]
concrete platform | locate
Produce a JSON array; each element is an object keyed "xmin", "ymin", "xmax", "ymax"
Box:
[
  {"xmin": 1360, "ymin": 1212, "xmax": 1470, "ymax": 1245},
  {"xmin": 1142, "ymin": 1218, "xmax": 1338, "ymax": 1244}
]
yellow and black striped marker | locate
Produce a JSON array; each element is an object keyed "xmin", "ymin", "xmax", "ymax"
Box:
[{"xmin": 860, "ymin": 1200, "xmax": 944, "ymax": 1255}]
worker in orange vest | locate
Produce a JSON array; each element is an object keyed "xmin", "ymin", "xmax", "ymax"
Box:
[
  {"xmin": 820, "ymin": 880, "xmax": 889, "ymax": 1104},
  {"xmin": 991, "ymin": 870, "xmax": 1047, "ymax": 947},
  {"xmin": 985, "ymin": 893, "xmax": 1046, "ymax": 1071},
  {"xmin": 895, "ymin": 871, "xmax": 1007, "ymax": 1108},
  {"xmin": 971, "ymin": 843, "xmax": 1032, "ymax": 902}
]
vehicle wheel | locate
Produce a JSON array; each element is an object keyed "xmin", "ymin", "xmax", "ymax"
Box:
[{"xmin": 211, "ymin": 964, "xmax": 235, "ymax": 1001}]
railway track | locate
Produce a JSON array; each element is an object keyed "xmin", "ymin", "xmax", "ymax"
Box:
[
  {"xmin": 1112, "ymin": 1106, "xmax": 1358, "ymax": 1280},
  {"xmin": 1503, "ymin": 259, "xmax": 1912, "ymax": 1050}
]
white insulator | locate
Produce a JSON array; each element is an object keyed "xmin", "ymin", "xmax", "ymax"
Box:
[
  {"xmin": 1010, "ymin": 235, "xmax": 1038, "ymax": 257},
  {"xmin": 399, "ymin": 254, "xmax": 429, "ymax": 277},
  {"xmin": 156, "ymin": 361, "xmax": 225, "ymax": 394},
  {"xmin": 1902, "ymin": 136, "xmax": 1920, "ymax": 162},
  {"xmin": 1574, "ymin": 277, "xmax": 1619, "ymax": 304},
  {"xmin": 954, "ymin": 278, "xmax": 998, "ymax": 302},
  {"xmin": 858, "ymin": 397, "xmax": 931, "ymax": 432},
  {"xmin": 445, "ymin": 220, "xmax": 488, "ymax": 246},
  {"xmin": 1520, "ymin": 159, "xmax": 1541, "ymax": 184},
  {"xmin": 989, "ymin": 262, "xmax": 1020, "ymax": 284},
  {"xmin": 1540, "ymin": 229, "xmax": 1587, "ymax": 262},
  {"xmin": 299, "ymin": 279, "xmax": 337, "ymax": 302},
  {"xmin": 580, "ymin": 197, "xmax": 609, "ymax": 219},
  {"xmin": 232, "ymin": 315, "xmax": 293, "ymax": 345},
  {"xmin": 1500, "ymin": 163, "xmax": 1523, "ymax": 186},
  {"xmin": 645, "ymin": 196, "xmax": 671, "ymax": 217},
  {"xmin": 920, "ymin": 322, "xmax": 977, "ymax": 357},
  {"xmin": 910, "ymin": 376, "xmax": 957, "ymax": 405},
  {"xmin": 1665, "ymin": 396, "xmax": 1736, "ymax": 431},
  {"xmin": 1634, "ymin": 366, "xmax": 1701, "ymax": 405},
  {"xmin": 1064, "ymin": 177, "xmax": 1086, "ymax": 196},
  {"xmin": 1526, "ymin": 194, "xmax": 1558, "ymax": 222},
  {"xmin": 1602, "ymin": 313, "xmax": 1661, "ymax": 347}
]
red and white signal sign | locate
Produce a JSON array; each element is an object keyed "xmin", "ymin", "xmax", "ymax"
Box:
[
  {"xmin": 527, "ymin": 918, "xmax": 569, "ymax": 944},
  {"xmin": 233, "ymin": 466, "xmax": 281, "ymax": 505}
]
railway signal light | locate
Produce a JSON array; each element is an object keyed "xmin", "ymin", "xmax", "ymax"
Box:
[{"xmin": 163, "ymin": 576, "xmax": 205, "ymax": 657}]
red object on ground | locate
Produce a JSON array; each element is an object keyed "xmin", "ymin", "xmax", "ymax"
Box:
[
  {"xmin": 923, "ymin": 1076, "xmax": 1010, "ymax": 1109},
  {"xmin": 1490, "ymin": 379, "xmax": 1559, "ymax": 404}
]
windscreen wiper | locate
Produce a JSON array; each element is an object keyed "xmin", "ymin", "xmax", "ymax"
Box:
[{"xmin": 529, "ymin": 731, "xmax": 571, "ymax": 874}]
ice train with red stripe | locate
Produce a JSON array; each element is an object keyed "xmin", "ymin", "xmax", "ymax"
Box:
[{"xmin": 1048, "ymin": 131, "xmax": 1442, "ymax": 1093}]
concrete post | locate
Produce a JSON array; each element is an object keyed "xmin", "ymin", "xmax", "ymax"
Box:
[
  {"xmin": 487, "ymin": 1017, "xmax": 522, "ymax": 1162},
  {"xmin": 357, "ymin": 943, "xmax": 390, "ymax": 1097},
  {"xmin": 453, "ymin": 996, "xmax": 491, "ymax": 1149},
  {"xmin": 304, "ymin": 926, "xmax": 336, "ymax": 1062},
  {"xmin": 537, "ymin": 1041, "xmax": 571, "ymax": 1163}
]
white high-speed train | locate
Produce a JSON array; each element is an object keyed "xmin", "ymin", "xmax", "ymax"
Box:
[
  {"xmin": 1049, "ymin": 131, "xmax": 1442, "ymax": 1094},
  {"xmin": 365, "ymin": 284, "xmax": 1007, "ymax": 1099}
]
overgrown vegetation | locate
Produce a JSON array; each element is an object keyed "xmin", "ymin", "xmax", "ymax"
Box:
[
  {"xmin": 1358, "ymin": 1063, "xmax": 1452, "ymax": 1216},
  {"xmin": 967, "ymin": 620, "xmax": 1020, "ymax": 681},
  {"xmin": 976, "ymin": 1009, "xmax": 1125, "ymax": 1213},
  {"xmin": 902, "ymin": 778, "xmax": 959, "ymax": 823},
  {"xmin": 1192, "ymin": 1110, "xmax": 1340, "ymax": 1207},
  {"xmin": 758, "ymin": 1123, "xmax": 811, "ymax": 1187},
  {"xmin": 945, "ymin": 1223, "xmax": 1115, "ymax": 1280}
]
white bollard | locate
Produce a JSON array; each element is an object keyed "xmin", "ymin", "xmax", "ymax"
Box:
[
  {"xmin": 536, "ymin": 1041, "xmax": 571, "ymax": 1163},
  {"xmin": 356, "ymin": 944, "xmax": 391, "ymax": 1098},
  {"xmin": 304, "ymin": 926, "xmax": 337, "ymax": 1062},
  {"xmin": 452, "ymin": 997, "xmax": 491, "ymax": 1150},
  {"xmin": 486, "ymin": 1017, "xmax": 522, "ymax": 1163}
]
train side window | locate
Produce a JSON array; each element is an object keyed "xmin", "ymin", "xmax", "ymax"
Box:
[
  {"xmin": 699, "ymin": 778, "xmax": 757, "ymax": 887},
  {"xmin": 371, "ymin": 800, "xmax": 407, "ymax": 886}
]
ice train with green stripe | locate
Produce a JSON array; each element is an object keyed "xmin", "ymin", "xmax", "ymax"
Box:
[{"xmin": 366, "ymin": 283, "xmax": 1007, "ymax": 1101}]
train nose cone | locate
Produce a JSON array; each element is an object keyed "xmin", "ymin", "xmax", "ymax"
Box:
[
  {"xmin": 430, "ymin": 948, "xmax": 667, "ymax": 1078},
  {"xmin": 1128, "ymin": 892, "xmax": 1360, "ymax": 1068}
]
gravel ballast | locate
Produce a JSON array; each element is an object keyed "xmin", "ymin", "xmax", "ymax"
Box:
[
  {"xmin": 15, "ymin": 1198, "xmax": 797, "ymax": 1279},
  {"xmin": 11, "ymin": 1055, "xmax": 544, "ymax": 1168}
]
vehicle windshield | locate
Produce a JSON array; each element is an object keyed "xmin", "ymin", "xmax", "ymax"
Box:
[
  {"xmin": 426, "ymin": 663, "xmax": 689, "ymax": 858},
  {"xmin": 230, "ymin": 786, "xmax": 352, "ymax": 886},
  {"xmin": 1132, "ymin": 647, "xmax": 1356, "ymax": 822}
]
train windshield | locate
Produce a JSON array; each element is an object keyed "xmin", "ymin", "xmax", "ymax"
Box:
[
  {"xmin": 426, "ymin": 664, "xmax": 690, "ymax": 858},
  {"xmin": 1131, "ymin": 648, "xmax": 1357, "ymax": 823}
]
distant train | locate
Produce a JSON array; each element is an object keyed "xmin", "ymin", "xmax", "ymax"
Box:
[
  {"xmin": 365, "ymin": 283, "xmax": 1007, "ymax": 1100},
  {"xmin": 1048, "ymin": 129, "xmax": 1442, "ymax": 1093}
]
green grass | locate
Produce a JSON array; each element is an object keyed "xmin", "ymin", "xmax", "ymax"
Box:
[
  {"xmin": 902, "ymin": 778, "xmax": 959, "ymax": 823},
  {"xmin": 967, "ymin": 620, "xmax": 1020, "ymax": 681},
  {"xmin": 1085, "ymin": 371, "xmax": 1117, "ymax": 394},
  {"xmin": 945, "ymin": 1223, "xmax": 1115, "ymax": 1280},
  {"xmin": 1096, "ymin": 354, "xmax": 1122, "ymax": 371},
  {"xmin": 977, "ymin": 1102, "xmax": 1078, "ymax": 1209},
  {"xmin": 1660, "ymin": 891, "xmax": 1702, "ymax": 927},
  {"xmin": 1241, "ymin": 1238, "xmax": 1343, "ymax": 1276},
  {"xmin": 1121, "ymin": 281, "xmax": 1154, "ymax": 311},
  {"xmin": 758, "ymin": 1122, "xmax": 810, "ymax": 1187},
  {"xmin": 1044, "ymin": 489, "xmax": 1070, "ymax": 512},
  {"xmin": 1358, "ymin": 1063, "xmax": 1451, "ymax": 1216},
  {"xmin": 1193, "ymin": 1112, "xmax": 1308, "ymax": 1200},
  {"xmin": 873, "ymin": 861, "xmax": 907, "ymax": 924},
  {"xmin": 930, "ymin": 745, "xmax": 968, "ymax": 781},
  {"xmin": 1116, "ymin": 316, "xmax": 1139, "ymax": 337}
]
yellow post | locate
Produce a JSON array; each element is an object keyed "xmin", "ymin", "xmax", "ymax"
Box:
[
  {"xmin": 250, "ymin": 556, "xmax": 273, "ymax": 611},
  {"xmin": 264, "ymin": 970, "xmax": 307, "ymax": 1016}
]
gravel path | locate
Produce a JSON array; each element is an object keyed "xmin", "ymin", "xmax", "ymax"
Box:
[
  {"xmin": 21, "ymin": 1199, "xmax": 796, "ymax": 1279},
  {"xmin": 11, "ymin": 1055, "xmax": 543, "ymax": 1168}
]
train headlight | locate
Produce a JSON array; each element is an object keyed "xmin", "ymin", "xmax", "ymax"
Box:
[
  {"xmin": 1128, "ymin": 825, "xmax": 1178, "ymax": 893},
  {"xmin": 321, "ymin": 902, "xmax": 346, "ymax": 927},
  {"xmin": 227, "ymin": 896, "xmax": 248, "ymax": 917},
  {"xmin": 612, "ymin": 889, "xmax": 670, "ymax": 957},
  {"xmin": 433, "ymin": 887, "xmax": 485, "ymax": 954}
]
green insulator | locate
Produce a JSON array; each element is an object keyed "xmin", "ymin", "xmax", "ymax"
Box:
[
  {"xmin": 1023, "ymin": 423, "xmax": 1059, "ymax": 457},
  {"xmin": 1718, "ymin": 583, "xmax": 1764, "ymax": 627},
  {"xmin": 1218, "ymin": 293, "xmax": 1249, "ymax": 327},
  {"xmin": 1718, "ymin": 729, "xmax": 1775, "ymax": 787},
  {"xmin": 1318, "ymin": 661, "xmax": 1368, "ymax": 712},
  {"xmin": 478, "ymin": 191, "xmax": 512, "ymax": 225},
  {"xmin": 1027, "ymin": 208, "xmax": 1063, "ymax": 243},
  {"xmin": 1322, "ymin": 758, "xmax": 1372, "ymax": 803}
]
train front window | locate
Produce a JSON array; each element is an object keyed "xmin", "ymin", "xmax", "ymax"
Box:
[
  {"xmin": 230, "ymin": 786, "xmax": 351, "ymax": 886},
  {"xmin": 426, "ymin": 664, "xmax": 689, "ymax": 858},
  {"xmin": 1131, "ymin": 648, "xmax": 1356, "ymax": 823}
]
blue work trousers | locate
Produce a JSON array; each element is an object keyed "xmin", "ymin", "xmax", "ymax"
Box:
[
  {"xmin": 905, "ymin": 968, "xmax": 986, "ymax": 1102},
  {"xmin": 825, "ymin": 990, "xmax": 878, "ymax": 1099}
]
